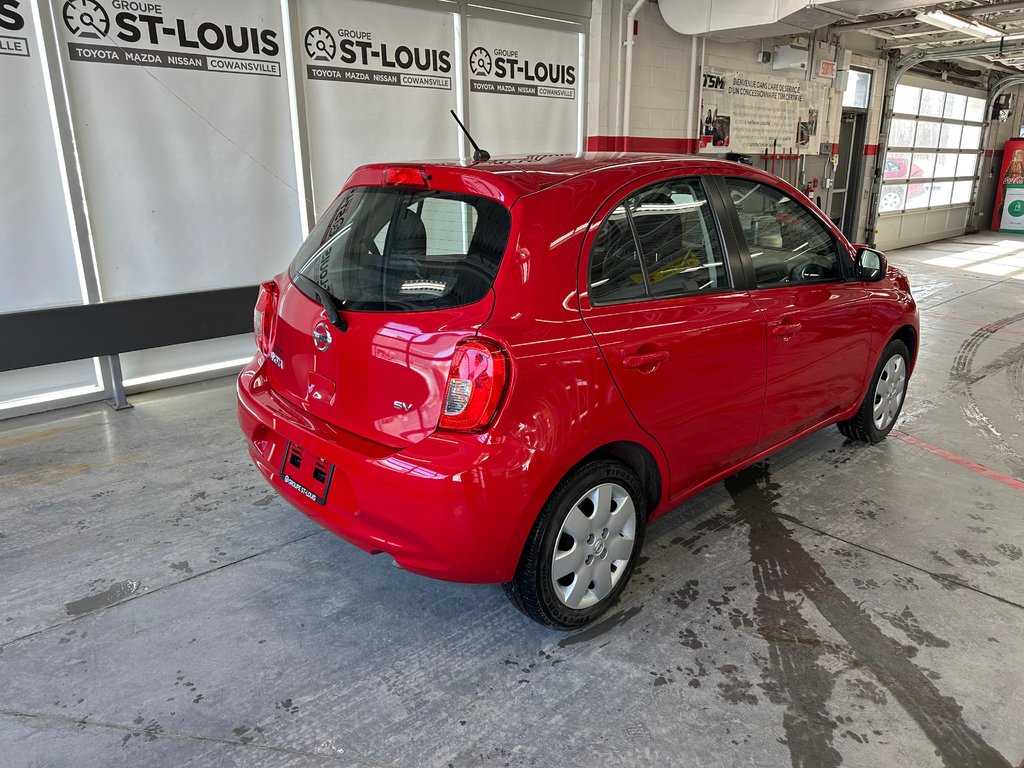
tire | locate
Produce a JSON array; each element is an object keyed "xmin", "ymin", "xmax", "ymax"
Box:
[
  {"xmin": 837, "ymin": 339, "xmax": 910, "ymax": 443},
  {"xmin": 504, "ymin": 460, "xmax": 646, "ymax": 629}
]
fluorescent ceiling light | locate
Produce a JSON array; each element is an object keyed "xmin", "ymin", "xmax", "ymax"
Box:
[{"xmin": 916, "ymin": 10, "xmax": 1003, "ymax": 39}]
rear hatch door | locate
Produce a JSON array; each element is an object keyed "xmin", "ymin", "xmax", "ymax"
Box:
[{"xmin": 268, "ymin": 179, "xmax": 511, "ymax": 448}]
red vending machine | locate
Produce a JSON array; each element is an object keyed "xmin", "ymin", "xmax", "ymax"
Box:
[{"xmin": 991, "ymin": 138, "xmax": 1024, "ymax": 232}]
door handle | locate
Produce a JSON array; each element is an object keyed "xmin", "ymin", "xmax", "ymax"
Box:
[
  {"xmin": 622, "ymin": 351, "xmax": 670, "ymax": 370},
  {"xmin": 770, "ymin": 320, "xmax": 802, "ymax": 338}
]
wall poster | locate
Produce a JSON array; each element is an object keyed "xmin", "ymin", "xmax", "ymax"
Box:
[{"xmin": 700, "ymin": 70, "xmax": 828, "ymax": 156}]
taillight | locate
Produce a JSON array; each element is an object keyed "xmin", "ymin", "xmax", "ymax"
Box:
[
  {"xmin": 253, "ymin": 280, "xmax": 278, "ymax": 356},
  {"xmin": 439, "ymin": 339, "xmax": 509, "ymax": 432}
]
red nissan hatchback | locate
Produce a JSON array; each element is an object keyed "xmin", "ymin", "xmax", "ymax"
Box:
[{"xmin": 237, "ymin": 153, "xmax": 918, "ymax": 628}]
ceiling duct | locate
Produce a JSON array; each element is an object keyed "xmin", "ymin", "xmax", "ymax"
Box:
[{"xmin": 658, "ymin": 0, "xmax": 927, "ymax": 39}]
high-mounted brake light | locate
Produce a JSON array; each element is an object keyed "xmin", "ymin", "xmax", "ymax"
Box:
[
  {"xmin": 439, "ymin": 339, "xmax": 509, "ymax": 432},
  {"xmin": 383, "ymin": 166, "xmax": 429, "ymax": 188},
  {"xmin": 253, "ymin": 280, "xmax": 278, "ymax": 356}
]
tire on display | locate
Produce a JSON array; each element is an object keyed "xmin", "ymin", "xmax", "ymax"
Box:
[
  {"xmin": 504, "ymin": 460, "xmax": 646, "ymax": 629},
  {"xmin": 837, "ymin": 339, "xmax": 910, "ymax": 443}
]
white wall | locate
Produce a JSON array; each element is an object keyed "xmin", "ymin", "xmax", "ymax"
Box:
[
  {"xmin": 0, "ymin": 0, "xmax": 589, "ymax": 417},
  {"xmin": 588, "ymin": 0, "xmax": 847, "ymax": 177}
]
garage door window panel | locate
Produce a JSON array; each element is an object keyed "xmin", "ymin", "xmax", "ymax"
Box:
[
  {"xmin": 961, "ymin": 125, "xmax": 982, "ymax": 150},
  {"xmin": 939, "ymin": 123, "xmax": 962, "ymax": 149},
  {"xmin": 894, "ymin": 85, "xmax": 921, "ymax": 114},
  {"xmin": 935, "ymin": 153, "xmax": 959, "ymax": 178},
  {"xmin": 725, "ymin": 178, "xmax": 841, "ymax": 287},
  {"xmin": 889, "ymin": 119, "xmax": 918, "ymax": 147},
  {"xmin": 944, "ymin": 93, "xmax": 967, "ymax": 121},
  {"xmin": 929, "ymin": 181, "xmax": 953, "ymax": 208},
  {"xmin": 956, "ymin": 153, "xmax": 978, "ymax": 178},
  {"xmin": 965, "ymin": 96, "xmax": 987, "ymax": 123},
  {"xmin": 914, "ymin": 121, "xmax": 940, "ymax": 149},
  {"xmin": 919, "ymin": 89, "xmax": 946, "ymax": 118},
  {"xmin": 952, "ymin": 180, "xmax": 973, "ymax": 204}
]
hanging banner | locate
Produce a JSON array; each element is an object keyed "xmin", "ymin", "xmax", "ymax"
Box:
[
  {"xmin": 297, "ymin": 0, "xmax": 459, "ymax": 215},
  {"xmin": 699, "ymin": 70, "xmax": 828, "ymax": 156},
  {"xmin": 52, "ymin": 0, "xmax": 301, "ymax": 301},
  {"xmin": 1, "ymin": 0, "xmax": 83, "ymax": 314},
  {"xmin": 1, "ymin": 0, "xmax": 29, "ymax": 57},
  {"xmin": 1, "ymin": 0, "xmax": 100, "ymax": 402},
  {"xmin": 467, "ymin": 17, "xmax": 581, "ymax": 157}
]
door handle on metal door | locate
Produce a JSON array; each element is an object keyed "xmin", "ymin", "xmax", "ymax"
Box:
[
  {"xmin": 622, "ymin": 351, "xmax": 670, "ymax": 370},
  {"xmin": 770, "ymin": 320, "xmax": 802, "ymax": 338}
]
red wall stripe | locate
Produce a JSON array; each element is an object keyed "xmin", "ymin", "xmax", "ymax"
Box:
[
  {"xmin": 586, "ymin": 135, "xmax": 699, "ymax": 154},
  {"xmin": 864, "ymin": 144, "xmax": 879, "ymax": 155}
]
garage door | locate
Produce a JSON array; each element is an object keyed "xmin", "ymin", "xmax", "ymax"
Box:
[{"xmin": 875, "ymin": 75, "xmax": 986, "ymax": 251}]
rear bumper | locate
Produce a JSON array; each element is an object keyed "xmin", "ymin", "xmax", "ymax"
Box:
[{"xmin": 236, "ymin": 359, "xmax": 541, "ymax": 583}]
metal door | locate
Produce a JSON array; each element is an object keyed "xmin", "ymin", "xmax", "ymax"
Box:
[{"xmin": 829, "ymin": 111, "xmax": 867, "ymax": 242}]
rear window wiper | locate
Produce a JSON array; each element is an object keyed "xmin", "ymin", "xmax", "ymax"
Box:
[{"xmin": 292, "ymin": 273, "xmax": 348, "ymax": 332}]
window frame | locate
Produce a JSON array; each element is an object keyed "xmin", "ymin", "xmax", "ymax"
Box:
[{"xmin": 585, "ymin": 175, "xmax": 736, "ymax": 307}]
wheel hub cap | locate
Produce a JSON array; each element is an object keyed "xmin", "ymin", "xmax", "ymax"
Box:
[
  {"xmin": 873, "ymin": 353, "xmax": 907, "ymax": 431},
  {"xmin": 550, "ymin": 482, "xmax": 636, "ymax": 610}
]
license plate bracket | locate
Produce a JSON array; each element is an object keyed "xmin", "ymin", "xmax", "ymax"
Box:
[{"xmin": 279, "ymin": 441, "xmax": 334, "ymax": 505}]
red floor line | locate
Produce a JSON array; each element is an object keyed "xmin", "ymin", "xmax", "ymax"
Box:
[{"xmin": 890, "ymin": 430, "xmax": 1024, "ymax": 492}]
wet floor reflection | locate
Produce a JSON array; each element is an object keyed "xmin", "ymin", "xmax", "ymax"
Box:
[{"xmin": 716, "ymin": 462, "xmax": 1012, "ymax": 768}]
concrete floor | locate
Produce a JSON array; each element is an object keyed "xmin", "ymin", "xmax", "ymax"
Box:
[{"xmin": 1, "ymin": 232, "xmax": 1023, "ymax": 768}]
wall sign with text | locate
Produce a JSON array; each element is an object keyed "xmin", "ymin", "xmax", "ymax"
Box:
[{"xmin": 59, "ymin": 0, "xmax": 282, "ymax": 77}]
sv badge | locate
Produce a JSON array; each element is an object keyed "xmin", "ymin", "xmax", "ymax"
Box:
[{"xmin": 393, "ymin": 400, "xmax": 413, "ymax": 413}]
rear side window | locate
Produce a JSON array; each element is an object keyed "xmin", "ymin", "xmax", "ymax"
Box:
[
  {"xmin": 589, "ymin": 178, "xmax": 728, "ymax": 304},
  {"xmin": 291, "ymin": 187, "xmax": 510, "ymax": 312},
  {"xmin": 724, "ymin": 178, "xmax": 841, "ymax": 287}
]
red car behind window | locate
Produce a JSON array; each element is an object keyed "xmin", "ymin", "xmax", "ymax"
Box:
[{"xmin": 238, "ymin": 153, "xmax": 919, "ymax": 628}]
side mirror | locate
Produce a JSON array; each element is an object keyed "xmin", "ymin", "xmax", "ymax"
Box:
[{"xmin": 856, "ymin": 247, "xmax": 887, "ymax": 282}]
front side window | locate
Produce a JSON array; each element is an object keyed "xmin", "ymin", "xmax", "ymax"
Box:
[
  {"xmin": 291, "ymin": 187, "xmax": 510, "ymax": 312},
  {"xmin": 589, "ymin": 178, "xmax": 728, "ymax": 304},
  {"xmin": 725, "ymin": 178, "xmax": 841, "ymax": 287}
]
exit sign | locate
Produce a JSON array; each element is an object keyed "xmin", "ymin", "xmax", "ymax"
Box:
[{"xmin": 819, "ymin": 59, "xmax": 837, "ymax": 78}]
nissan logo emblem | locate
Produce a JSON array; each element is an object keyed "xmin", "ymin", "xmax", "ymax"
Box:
[{"xmin": 312, "ymin": 322, "xmax": 332, "ymax": 351}]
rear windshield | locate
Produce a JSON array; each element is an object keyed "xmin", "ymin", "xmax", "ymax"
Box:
[{"xmin": 290, "ymin": 186, "xmax": 511, "ymax": 312}]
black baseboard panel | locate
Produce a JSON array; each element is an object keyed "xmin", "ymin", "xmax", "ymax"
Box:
[{"xmin": 0, "ymin": 286, "xmax": 258, "ymax": 372}]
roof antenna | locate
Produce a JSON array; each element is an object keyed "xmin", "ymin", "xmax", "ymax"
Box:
[{"xmin": 450, "ymin": 110, "xmax": 491, "ymax": 162}]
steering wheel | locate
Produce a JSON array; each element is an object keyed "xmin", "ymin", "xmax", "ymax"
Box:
[{"xmin": 789, "ymin": 262, "xmax": 824, "ymax": 282}]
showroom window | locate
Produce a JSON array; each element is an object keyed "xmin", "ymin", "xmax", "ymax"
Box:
[
  {"xmin": 589, "ymin": 179, "xmax": 727, "ymax": 304},
  {"xmin": 879, "ymin": 84, "xmax": 985, "ymax": 214}
]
